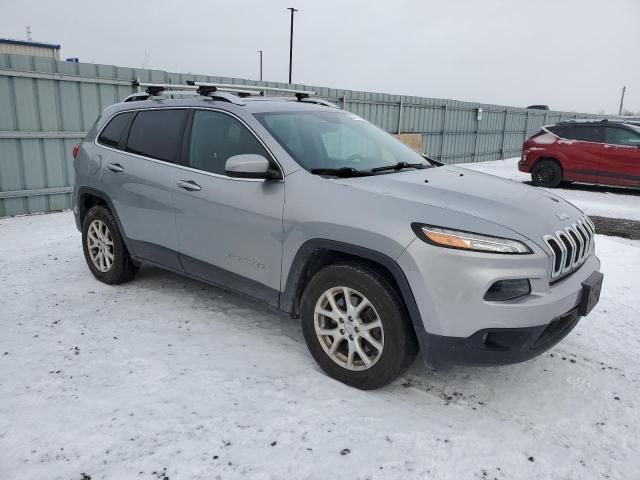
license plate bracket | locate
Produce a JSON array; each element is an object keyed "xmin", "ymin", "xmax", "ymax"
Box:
[{"xmin": 578, "ymin": 271, "xmax": 604, "ymax": 317}]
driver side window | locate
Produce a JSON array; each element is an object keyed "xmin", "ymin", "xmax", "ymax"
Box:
[
  {"xmin": 189, "ymin": 110, "xmax": 269, "ymax": 175},
  {"xmin": 605, "ymin": 127, "xmax": 640, "ymax": 147}
]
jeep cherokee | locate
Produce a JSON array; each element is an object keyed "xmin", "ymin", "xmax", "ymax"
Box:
[{"xmin": 72, "ymin": 82, "xmax": 603, "ymax": 389}]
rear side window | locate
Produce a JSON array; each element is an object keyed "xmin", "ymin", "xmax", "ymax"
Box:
[
  {"xmin": 188, "ymin": 110, "xmax": 269, "ymax": 175},
  {"xmin": 561, "ymin": 126, "xmax": 604, "ymax": 143},
  {"xmin": 97, "ymin": 112, "xmax": 133, "ymax": 148},
  {"xmin": 125, "ymin": 109, "xmax": 188, "ymax": 163},
  {"xmin": 545, "ymin": 125, "xmax": 567, "ymax": 137}
]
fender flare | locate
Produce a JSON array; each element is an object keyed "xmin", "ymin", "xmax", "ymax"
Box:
[
  {"xmin": 280, "ymin": 239, "xmax": 429, "ymax": 353},
  {"xmin": 76, "ymin": 186, "xmax": 137, "ymax": 256}
]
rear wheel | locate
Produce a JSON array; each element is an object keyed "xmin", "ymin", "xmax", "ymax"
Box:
[
  {"xmin": 532, "ymin": 160, "xmax": 563, "ymax": 187},
  {"xmin": 300, "ymin": 263, "xmax": 418, "ymax": 389},
  {"xmin": 82, "ymin": 205, "xmax": 139, "ymax": 284}
]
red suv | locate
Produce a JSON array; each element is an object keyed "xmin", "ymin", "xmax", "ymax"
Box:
[{"xmin": 519, "ymin": 120, "xmax": 640, "ymax": 188}]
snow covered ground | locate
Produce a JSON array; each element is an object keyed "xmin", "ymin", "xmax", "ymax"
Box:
[
  {"xmin": 458, "ymin": 158, "xmax": 640, "ymax": 221},
  {"xmin": 1, "ymin": 212, "xmax": 639, "ymax": 480}
]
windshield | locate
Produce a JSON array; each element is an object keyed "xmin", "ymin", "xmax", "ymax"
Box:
[{"xmin": 255, "ymin": 110, "xmax": 430, "ymax": 173}]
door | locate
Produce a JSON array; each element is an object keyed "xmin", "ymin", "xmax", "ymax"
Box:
[
  {"xmin": 98, "ymin": 108, "xmax": 188, "ymax": 270},
  {"xmin": 173, "ymin": 109, "xmax": 285, "ymax": 306},
  {"xmin": 556, "ymin": 125, "xmax": 605, "ymax": 183},
  {"xmin": 600, "ymin": 126, "xmax": 640, "ymax": 187}
]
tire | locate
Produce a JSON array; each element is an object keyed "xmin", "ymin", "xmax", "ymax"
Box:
[
  {"xmin": 82, "ymin": 205, "xmax": 139, "ymax": 284},
  {"xmin": 531, "ymin": 160, "xmax": 563, "ymax": 187},
  {"xmin": 300, "ymin": 263, "xmax": 418, "ymax": 390}
]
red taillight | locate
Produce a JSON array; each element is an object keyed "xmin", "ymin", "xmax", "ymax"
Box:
[{"xmin": 72, "ymin": 143, "xmax": 80, "ymax": 159}]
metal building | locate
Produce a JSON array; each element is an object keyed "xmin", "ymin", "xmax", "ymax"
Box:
[{"xmin": 0, "ymin": 38, "xmax": 60, "ymax": 60}]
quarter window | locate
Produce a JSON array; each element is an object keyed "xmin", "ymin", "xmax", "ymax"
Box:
[
  {"xmin": 125, "ymin": 109, "xmax": 188, "ymax": 163},
  {"xmin": 188, "ymin": 110, "xmax": 269, "ymax": 175},
  {"xmin": 97, "ymin": 112, "xmax": 134, "ymax": 149},
  {"xmin": 561, "ymin": 126, "xmax": 604, "ymax": 143}
]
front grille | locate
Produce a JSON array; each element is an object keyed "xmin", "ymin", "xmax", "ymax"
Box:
[{"xmin": 543, "ymin": 215, "xmax": 595, "ymax": 279}]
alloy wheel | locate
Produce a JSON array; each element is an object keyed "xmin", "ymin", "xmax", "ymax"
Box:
[
  {"xmin": 537, "ymin": 165, "xmax": 556, "ymax": 185},
  {"xmin": 87, "ymin": 219, "xmax": 114, "ymax": 272},
  {"xmin": 314, "ymin": 286, "xmax": 385, "ymax": 371}
]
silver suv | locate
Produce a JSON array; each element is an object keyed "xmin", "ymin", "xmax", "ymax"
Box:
[{"xmin": 72, "ymin": 82, "xmax": 603, "ymax": 389}]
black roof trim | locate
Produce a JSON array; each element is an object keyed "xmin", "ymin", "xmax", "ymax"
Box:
[{"xmin": 0, "ymin": 38, "xmax": 61, "ymax": 50}]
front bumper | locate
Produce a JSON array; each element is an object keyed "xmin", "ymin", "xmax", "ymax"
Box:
[
  {"xmin": 422, "ymin": 307, "xmax": 580, "ymax": 367},
  {"xmin": 397, "ymin": 236, "xmax": 601, "ymax": 367}
]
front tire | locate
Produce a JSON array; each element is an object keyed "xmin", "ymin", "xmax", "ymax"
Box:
[
  {"xmin": 300, "ymin": 263, "xmax": 418, "ymax": 390},
  {"xmin": 531, "ymin": 159, "xmax": 563, "ymax": 187},
  {"xmin": 82, "ymin": 205, "xmax": 139, "ymax": 284}
]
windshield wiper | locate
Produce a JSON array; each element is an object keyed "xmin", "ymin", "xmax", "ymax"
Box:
[
  {"xmin": 370, "ymin": 162, "xmax": 430, "ymax": 173},
  {"xmin": 310, "ymin": 167, "xmax": 372, "ymax": 177}
]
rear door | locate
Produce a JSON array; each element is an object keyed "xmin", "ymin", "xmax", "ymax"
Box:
[
  {"xmin": 173, "ymin": 108, "xmax": 285, "ymax": 306},
  {"xmin": 556, "ymin": 125, "xmax": 605, "ymax": 183},
  {"xmin": 601, "ymin": 126, "xmax": 640, "ymax": 186},
  {"xmin": 98, "ymin": 108, "xmax": 187, "ymax": 270}
]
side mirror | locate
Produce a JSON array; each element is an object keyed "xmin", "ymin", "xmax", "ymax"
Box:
[{"xmin": 225, "ymin": 154, "xmax": 281, "ymax": 180}]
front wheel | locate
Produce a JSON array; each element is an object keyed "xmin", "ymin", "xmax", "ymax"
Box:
[
  {"xmin": 300, "ymin": 263, "xmax": 418, "ymax": 390},
  {"xmin": 531, "ymin": 160, "xmax": 563, "ymax": 187}
]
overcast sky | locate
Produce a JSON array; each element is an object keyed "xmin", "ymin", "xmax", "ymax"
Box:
[{"xmin": 2, "ymin": 0, "xmax": 639, "ymax": 113}]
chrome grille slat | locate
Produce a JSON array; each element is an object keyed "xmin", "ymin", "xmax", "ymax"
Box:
[{"xmin": 543, "ymin": 216, "xmax": 594, "ymax": 279}]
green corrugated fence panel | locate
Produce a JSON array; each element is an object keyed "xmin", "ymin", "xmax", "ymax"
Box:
[{"xmin": 0, "ymin": 53, "xmax": 610, "ymax": 216}]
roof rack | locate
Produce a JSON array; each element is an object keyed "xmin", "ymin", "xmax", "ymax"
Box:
[
  {"xmin": 127, "ymin": 80, "xmax": 328, "ymax": 107},
  {"xmin": 556, "ymin": 118, "xmax": 624, "ymax": 125},
  {"xmin": 185, "ymin": 81, "xmax": 316, "ymax": 100},
  {"xmin": 130, "ymin": 80, "xmax": 248, "ymax": 105}
]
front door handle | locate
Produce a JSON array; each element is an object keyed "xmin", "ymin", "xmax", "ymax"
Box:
[
  {"xmin": 603, "ymin": 144, "xmax": 617, "ymax": 149},
  {"xmin": 107, "ymin": 162, "xmax": 124, "ymax": 173},
  {"xmin": 177, "ymin": 179, "xmax": 201, "ymax": 192}
]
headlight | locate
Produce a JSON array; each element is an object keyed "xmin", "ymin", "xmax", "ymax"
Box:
[{"xmin": 412, "ymin": 224, "xmax": 532, "ymax": 254}]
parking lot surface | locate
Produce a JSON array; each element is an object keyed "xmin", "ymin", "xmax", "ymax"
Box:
[{"xmin": 1, "ymin": 211, "xmax": 639, "ymax": 479}]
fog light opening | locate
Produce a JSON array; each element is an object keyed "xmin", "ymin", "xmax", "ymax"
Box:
[{"xmin": 484, "ymin": 279, "xmax": 531, "ymax": 301}]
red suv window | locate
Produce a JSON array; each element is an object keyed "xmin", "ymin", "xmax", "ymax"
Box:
[{"xmin": 561, "ymin": 126, "xmax": 604, "ymax": 143}]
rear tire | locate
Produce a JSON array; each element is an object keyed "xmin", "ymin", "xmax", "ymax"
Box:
[
  {"xmin": 300, "ymin": 263, "xmax": 418, "ymax": 390},
  {"xmin": 82, "ymin": 205, "xmax": 139, "ymax": 284},
  {"xmin": 532, "ymin": 160, "xmax": 563, "ymax": 187}
]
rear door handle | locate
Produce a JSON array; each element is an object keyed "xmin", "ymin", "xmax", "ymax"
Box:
[
  {"xmin": 177, "ymin": 179, "xmax": 201, "ymax": 192},
  {"xmin": 107, "ymin": 162, "xmax": 124, "ymax": 173}
]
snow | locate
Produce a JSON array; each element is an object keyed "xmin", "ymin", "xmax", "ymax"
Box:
[
  {"xmin": 457, "ymin": 158, "xmax": 640, "ymax": 221},
  {"xmin": 1, "ymin": 212, "xmax": 639, "ymax": 480}
]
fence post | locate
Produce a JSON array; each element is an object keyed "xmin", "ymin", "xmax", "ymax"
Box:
[
  {"xmin": 398, "ymin": 98, "xmax": 403, "ymax": 134},
  {"xmin": 342, "ymin": 95, "xmax": 347, "ymax": 110},
  {"xmin": 473, "ymin": 108, "xmax": 479, "ymax": 163},
  {"xmin": 500, "ymin": 110, "xmax": 508, "ymax": 159},
  {"xmin": 441, "ymin": 104, "xmax": 448, "ymax": 163},
  {"xmin": 523, "ymin": 109, "xmax": 530, "ymax": 145}
]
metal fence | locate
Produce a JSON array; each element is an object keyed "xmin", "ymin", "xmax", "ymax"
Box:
[{"xmin": 0, "ymin": 53, "xmax": 605, "ymax": 217}]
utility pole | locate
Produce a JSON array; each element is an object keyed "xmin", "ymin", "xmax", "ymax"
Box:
[
  {"xmin": 618, "ymin": 86, "xmax": 626, "ymax": 116},
  {"xmin": 258, "ymin": 50, "xmax": 263, "ymax": 81},
  {"xmin": 26, "ymin": 26, "xmax": 32, "ymax": 41},
  {"xmin": 287, "ymin": 7, "xmax": 298, "ymax": 84}
]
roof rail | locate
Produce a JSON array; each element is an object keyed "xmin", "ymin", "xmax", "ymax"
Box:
[
  {"xmin": 186, "ymin": 81, "xmax": 316, "ymax": 99},
  {"xmin": 298, "ymin": 97, "xmax": 339, "ymax": 108}
]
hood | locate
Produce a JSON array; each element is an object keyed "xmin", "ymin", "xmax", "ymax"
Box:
[{"xmin": 336, "ymin": 166, "xmax": 585, "ymax": 247}]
